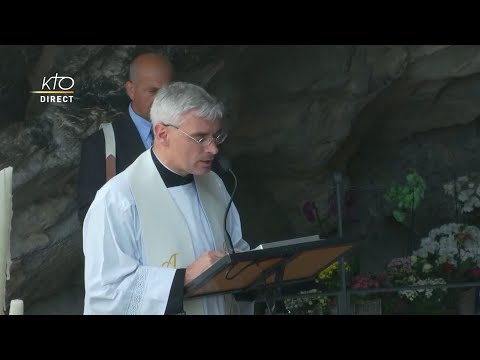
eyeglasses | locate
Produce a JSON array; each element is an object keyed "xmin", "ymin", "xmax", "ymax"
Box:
[{"xmin": 164, "ymin": 124, "xmax": 228, "ymax": 147}]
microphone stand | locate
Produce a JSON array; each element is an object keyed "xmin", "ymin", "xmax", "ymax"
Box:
[
  {"xmin": 224, "ymin": 168, "xmax": 237, "ymax": 254},
  {"xmin": 216, "ymin": 154, "xmax": 237, "ymax": 255}
]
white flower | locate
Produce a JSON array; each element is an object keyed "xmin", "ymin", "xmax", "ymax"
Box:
[
  {"xmin": 414, "ymin": 223, "xmax": 480, "ymax": 270},
  {"xmin": 458, "ymin": 190, "xmax": 470, "ymax": 202},
  {"xmin": 399, "ymin": 278, "xmax": 447, "ymax": 301},
  {"xmin": 444, "ymin": 183, "xmax": 454, "ymax": 196},
  {"xmin": 462, "ymin": 201, "xmax": 474, "ymax": 213},
  {"xmin": 472, "ymin": 196, "xmax": 480, "ymax": 208},
  {"xmin": 444, "ymin": 174, "xmax": 480, "ymax": 215},
  {"xmin": 422, "ymin": 263, "xmax": 432, "ymax": 273}
]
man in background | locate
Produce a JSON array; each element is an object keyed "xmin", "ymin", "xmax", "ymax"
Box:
[{"xmin": 77, "ymin": 52, "xmax": 174, "ymax": 223}]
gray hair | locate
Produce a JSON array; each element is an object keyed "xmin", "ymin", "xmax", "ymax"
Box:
[{"xmin": 150, "ymin": 81, "xmax": 224, "ymax": 127}]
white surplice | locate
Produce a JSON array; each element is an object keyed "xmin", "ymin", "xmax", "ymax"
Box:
[{"xmin": 83, "ymin": 150, "xmax": 251, "ymax": 315}]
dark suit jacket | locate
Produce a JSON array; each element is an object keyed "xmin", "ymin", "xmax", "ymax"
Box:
[{"xmin": 77, "ymin": 113, "xmax": 146, "ymax": 224}]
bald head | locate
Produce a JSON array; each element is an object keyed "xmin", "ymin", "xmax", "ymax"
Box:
[
  {"xmin": 125, "ymin": 53, "xmax": 174, "ymax": 120},
  {"xmin": 129, "ymin": 53, "xmax": 173, "ymax": 83}
]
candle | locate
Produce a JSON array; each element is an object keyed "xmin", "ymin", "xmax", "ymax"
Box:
[
  {"xmin": 0, "ymin": 167, "xmax": 13, "ymax": 315},
  {"xmin": 9, "ymin": 299, "xmax": 23, "ymax": 315}
]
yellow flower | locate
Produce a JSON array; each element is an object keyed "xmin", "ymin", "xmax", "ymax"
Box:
[{"xmin": 317, "ymin": 261, "xmax": 351, "ymax": 281}]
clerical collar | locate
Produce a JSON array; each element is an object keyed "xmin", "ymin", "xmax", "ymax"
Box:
[{"xmin": 150, "ymin": 148, "xmax": 193, "ymax": 188}]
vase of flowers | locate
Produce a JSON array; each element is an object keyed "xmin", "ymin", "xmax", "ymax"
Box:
[
  {"xmin": 283, "ymin": 261, "xmax": 352, "ymax": 315},
  {"xmin": 384, "ymin": 223, "xmax": 480, "ymax": 314},
  {"xmin": 398, "ymin": 277, "xmax": 449, "ymax": 314},
  {"xmin": 412, "ymin": 223, "xmax": 480, "ymax": 283},
  {"xmin": 283, "ymin": 289, "xmax": 335, "ymax": 315},
  {"xmin": 350, "ymin": 275, "xmax": 383, "ymax": 315},
  {"xmin": 316, "ymin": 260, "xmax": 351, "ymax": 290},
  {"xmin": 456, "ymin": 287, "xmax": 477, "ymax": 315},
  {"xmin": 381, "ymin": 256, "xmax": 450, "ymax": 314}
]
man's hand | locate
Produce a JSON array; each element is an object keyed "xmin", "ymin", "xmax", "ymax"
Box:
[{"xmin": 185, "ymin": 251, "xmax": 226, "ymax": 285}]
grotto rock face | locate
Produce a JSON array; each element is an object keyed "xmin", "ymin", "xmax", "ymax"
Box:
[{"xmin": 2, "ymin": 45, "xmax": 480, "ymax": 311}]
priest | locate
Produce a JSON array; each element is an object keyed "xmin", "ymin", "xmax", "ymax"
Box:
[{"xmin": 83, "ymin": 81, "xmax": 252, "ymax": 315}]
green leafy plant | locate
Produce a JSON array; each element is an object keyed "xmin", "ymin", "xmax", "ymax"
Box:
[{"xmin": 384, "ymin": 171, "xmax": 426, "ymax": 224}]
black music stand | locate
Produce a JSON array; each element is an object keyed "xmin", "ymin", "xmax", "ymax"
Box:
[{"xmin": 184, "ymin": 237, "xmax": 358, "ymax": 314}]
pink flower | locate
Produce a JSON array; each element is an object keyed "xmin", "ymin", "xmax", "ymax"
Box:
[
  {"xmin": 351, "ymin": 276, "xmax": 379, "ymax": 289},
  {"xmin": 387, "ymin": 257, "xmax": 411, "ymax": 268},
  {"xmin": 440, "ymin": 262, "xmax": 456, "ymax": 274},
  {"xmin": 471, "ymin": 267, "xmax": 480, "ymax": 279}
]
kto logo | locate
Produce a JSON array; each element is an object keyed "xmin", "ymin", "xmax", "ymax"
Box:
[{"xmin": 30, "ymin": 73, "xmax": 75, "ymax": 103}]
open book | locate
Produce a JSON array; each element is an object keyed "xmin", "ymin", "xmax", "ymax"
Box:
[
  {"xmin": 184, "ymin": 234, "xmax": 356, "ymax": 298},
  {"xmin": 253, "ymin": 234, "xmax": 323, "ymax": 250}
]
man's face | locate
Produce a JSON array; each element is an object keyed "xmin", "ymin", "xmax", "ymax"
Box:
[
  {"xmin": 126, "ymin": 64, "xmax": 172, "ymax": 120},
  {"xmin": 168, "ymin": 112, "xmax": 222, "ymax": 176}
]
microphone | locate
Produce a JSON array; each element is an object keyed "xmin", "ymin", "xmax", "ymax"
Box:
[
  {"xmin": 217, "ymin": 154, "xmax": 231, "ymax": 174},
  {"xmin": 216, "ymin": 154, "xmax": 237, "ymax": 255}
]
